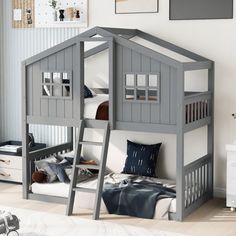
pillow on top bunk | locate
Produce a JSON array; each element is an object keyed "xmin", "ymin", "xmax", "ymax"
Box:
[
  {"xmin": 122, "ymin": 140, "xmax": 162, "ymax": 178},
  {"xmin": 84, "ymin": 85, "xmax": 93, "ymax": 98}
]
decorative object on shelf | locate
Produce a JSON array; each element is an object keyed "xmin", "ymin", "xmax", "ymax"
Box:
[
  {"xmin": 35, "ymin": 0, "xmax": 88, "ymax": 28},
  {"xmin": 115, "ymin": 0, "xmax": 158, "ymax": 14},
  {"xmin": 75, "ymin": 9, "xmax": 80, "ymax": 19},
  {"xmin": 59, "ymin": 9, "xmax": 65, "ymax": 21},
  {"xmin": 66, "ymin": 7, "xmax": 74, "ymax": 21},
  {"xmin": 12, "ymin": 0, "xmax": 35, "ymax": 28},
  {"xmin": 169, "ymin": 0, "xmax": 233, "ymax": 20},
  {"xmin": 48, "ymin": 0, "xmax": 59, "ymax": 21}
]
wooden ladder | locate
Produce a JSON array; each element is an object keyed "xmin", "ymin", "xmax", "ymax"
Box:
[{"xmin": 66, "ymin": 119, "xmax": 110, "ymax": 220}]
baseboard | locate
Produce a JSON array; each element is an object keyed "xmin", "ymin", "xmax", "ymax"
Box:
[{"xmin": 214, "ymin": 187, "xmax": 226, "ymax": 198}]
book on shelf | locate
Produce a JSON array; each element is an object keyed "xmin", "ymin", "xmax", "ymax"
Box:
[{"xmin": 0, "ymin": 145, "xmax": 22, "ymax": 153}]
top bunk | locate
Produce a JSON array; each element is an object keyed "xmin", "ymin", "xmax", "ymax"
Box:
[{"xmin": 22, "ymin": 27, "xmax": 214, "ymax": 134}]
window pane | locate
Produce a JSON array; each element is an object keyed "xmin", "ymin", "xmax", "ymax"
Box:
[
  {"xmin": 63, "ymin": 86, "xmax": 70, "ymax": 97},
  {"xmin": 53, "ymin": 73, "xmax": 62, "ymax": 83},
  {"xmin": 42, "ymin": 85, "xmax": 51, "ymax": 96},
  {"xmin": 137, "ymin": 74, "xmax": 146, "ymax": 87},
  {"xmin": 148, "ymin": 89, "xmax": 158, "ymax": 101},
  {"xmin": 149, "ymin": 74, "xmax": 158, "ymax": 87},
  {"xmin": 52, "ymin": 85, "xmax": 62, "ymax": 97},
  {"xmin": 125, "ymin": 89, "xmax": 134, "ymax": 100},
  {"xmin": 125, "ymin": 74, "xmax": 135, "ymax": 86},
  {"xmin": 43, "ymin": 72, "xmax": 51, "ymax": 83},
  {"xmin": 137, "ymin": 89, "xmax": 146, "ymax": 100}
]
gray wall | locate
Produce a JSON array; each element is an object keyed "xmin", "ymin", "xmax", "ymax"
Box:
[{"xmin": 0, "ymin": 0, "xmax": 79, "ymax": 145}]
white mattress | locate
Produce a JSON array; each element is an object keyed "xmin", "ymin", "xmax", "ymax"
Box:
[
  {"xmin": 31, "ymin": 174, "xmax": 176, "ymax": 220},
  {"xmin": 84, "ymin": 94, "xmax": 108, "ymax": 119}
]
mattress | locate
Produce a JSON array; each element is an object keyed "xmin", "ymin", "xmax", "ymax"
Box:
[
  {"xmin": 84, "ymin": 94, "xmax": 109, "ymax": 120},
  {"xmin": 31, "ymin": 173, "xmax": 176, "ymax": 220}
]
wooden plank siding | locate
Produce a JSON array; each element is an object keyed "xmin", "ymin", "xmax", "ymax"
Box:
[
  {"xmin": 117, "ymin": 44, "xmax": 177, "ymax": 126},
  {"xmin": 26, "ymin": 41, "xmax": 177, "ymax": 126},
  {"xmin": 26, "ymin": 46, "xmax": 74, "ymax": 120}
]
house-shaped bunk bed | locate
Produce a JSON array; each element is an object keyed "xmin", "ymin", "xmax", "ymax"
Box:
[{"xmin": 22, "ymin": 27, "xmax": 214, "ymax": 221}]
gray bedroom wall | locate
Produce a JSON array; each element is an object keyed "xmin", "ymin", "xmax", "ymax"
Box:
[{"xmin": 0, "ymin": 0, "xmax": 79, "ymax": 145}]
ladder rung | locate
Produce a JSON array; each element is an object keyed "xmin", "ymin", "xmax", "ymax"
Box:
[
  {"xmin": 73, "ymin": 187, "xmax": 96, "ymax": 193},
  {"xmin": 76, "ymin": 164, "xmax": 100, "ymax": 170},
  {"xmin": 80, "ymin": 141, "xmax": 103, "ymax": 146}
]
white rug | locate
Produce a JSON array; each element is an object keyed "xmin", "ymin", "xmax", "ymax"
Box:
[{"xmin": 0, "ymin": 206, "xmax": 184, "ymax": 236}]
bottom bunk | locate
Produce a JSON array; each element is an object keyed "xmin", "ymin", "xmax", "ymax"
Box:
[
  {"xmin": 30, "ymin": 173, "xmax": 177, "ymax": 220},
  {"xmin": 24, "ymin": 135, "xmax": 213, "ymax": 221}
]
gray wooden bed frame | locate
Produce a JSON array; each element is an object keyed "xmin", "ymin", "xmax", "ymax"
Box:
[{"xmin": 21, "ymin": 27, "xmax": 214, "ymax": 221}]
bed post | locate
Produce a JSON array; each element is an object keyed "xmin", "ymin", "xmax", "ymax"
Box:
[
  {"xmin": 22, "ymin": 61, "xmax": 30, "ymax": 199},
  {"xmin": 77, "ymin": 38, "xmax": 85, "ymax": 120},
  {"xmin": 176, "ymin": 65, "xmax": 185, "ymax": 221},
  {"xmin": 208, "ymin": 62, "xmax": 214, "ymax": 198},
  {"xmin": 109, "ymin": 38, "xmax": 115, "ymax": 130}
]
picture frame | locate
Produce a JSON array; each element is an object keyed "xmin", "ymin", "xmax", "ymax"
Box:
[
  {"xmin": 169, "ymin": 0, "xmax": 233, "ymax": 20},
  {"xmin": 115, "ymin": 0, "xmax": 159, "ymax": 14}
]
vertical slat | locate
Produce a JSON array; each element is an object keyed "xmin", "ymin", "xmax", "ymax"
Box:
[
  {"xmin": 150, "ymin": 59, "xmax": 160, "ymax": 123},
  {"xmin": 131, "ymin": 50, "xmax": 141, "ymax": 122},
  {"xmin": 208, "ymin": 62, "xmax": 214, "ymax": 198},
  {"xmin": 57, "ymin": 100, "xmax": 65, "ymax": 118},
  {"xmin": 41, "ymin": 99, "xmax": 49, "ymax": 117},
  {"xmin": 176, "ymin": 65, "xmax": 185, "ymax": 221},
  {"xmin": 202, "ymin": 165, "xmax": 205, "ymax": 195},
  {"xmin": 196, "ymin": 167, "xmax": 199, "ymax": 200},
  {"xmin": 116, "ymin": 44, "xmax": 123, "ymax": 121},
  {"xmin": 122, "ymin": 47, "xmax": 132, "ymax": 121},
  {"xmin": 22, "ymin": 62, "xmax": 30, "ymax": 199},
  {"xmin": 191, "ymin": 102, "xmax": 194, "ymax": 122},
  {"xmin": 32, "ymin": 62, "xmax": 41, "ymax": 116},
  {"xmin": 199, "ymin": 166, "xmax": 202, "ymax": 198},
  {"xmin": 188, "ymin": 104, "xmax": 191, "ymax": 124},
  {"xmin": 194, "ymin": 103, "xmax": 197, "ymax": 122},
  {"xmin": 141, "ymin": 55, "xmax": 151, "ymax": 123},
  {"xmin": 190, "ymin": 172, "xmax": 193, "ymax": 205},
  {"xmin": 197, "ymin": 102, "xmax": 200, "ymax": 120},
  {"xmin": 56, "ymin": 50, "xmax": 65, "ymax": 118},
  {"xmin": 26, "ymin": 65, "xmax": 33, "ymax": 116},
  {"xmin": 185, "ymin": 174, "xmax": 188, "ymax": 207},
  {"xmin": 64, "ymin": 46, "xmax": 73, "ymax": 119},
  {"xmin": 201, "ymin": 101, "xmax": 204, "ymax": 119},
  {"xmin": 109, "ymin": 39, "xmax": 116, "ymax": 129},
  {"xmin": 170, "ymin": 67, "xmax": 177, "ymax": 125},
  {"xmin": 40, "ymin": 58, "xmax": 49, "ymax": 117},
  {"xmin": 160, "ymin": 63, "xmax": 170, "ymax": 124}
]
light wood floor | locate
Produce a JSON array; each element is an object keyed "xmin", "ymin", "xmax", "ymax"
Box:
[{"xmin": 1, "ymin": 182, "xmax": 236, "ymax": 236}]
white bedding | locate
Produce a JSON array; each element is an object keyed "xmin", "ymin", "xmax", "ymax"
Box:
[
  {"xmin": 84, "ymin": 94, "xmax": 109, "ymax": 119},
  {"xmin": 31, "ymin": 173, "xmax": 176, "ymax": 220}
]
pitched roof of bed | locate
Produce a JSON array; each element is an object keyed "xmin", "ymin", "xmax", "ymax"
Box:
[{"xmin": 23, "ymin": 26, "xmax": 212, "ymax": 69}]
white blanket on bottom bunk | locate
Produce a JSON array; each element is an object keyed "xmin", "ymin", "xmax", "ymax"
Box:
[
  {"xmin": 31, "ymin": 173, "xmax": 176, "ymax": 220},
  {"xmin": 84, "ymin": 94, "xmax": 108, "ymax": 119}
]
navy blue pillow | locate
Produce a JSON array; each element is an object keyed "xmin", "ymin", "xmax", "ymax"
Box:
[
  {"xmin": 84, "ymin": 85, "xmax": 93, "ymax": 98},
  {"xmin": 122, "ymin": 140, "xmax": 162, "ymax": 177}
]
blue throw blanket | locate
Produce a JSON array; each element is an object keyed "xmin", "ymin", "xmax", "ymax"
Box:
[{"xmin": 102, "ymin": 179, "xmax": 176, "ymax": 219}]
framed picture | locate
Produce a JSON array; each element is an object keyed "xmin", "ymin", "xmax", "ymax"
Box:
[
  {"xmin": 115, "ymin": 0, "xmax": 159, "ymax": 14},
  {"xmin": 12, "ymin": 0, "xmax": 35, "ymax": 28},
  {"xmin": 169, "ymin": 0, "xmax": 233, "ymax": 20}
]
